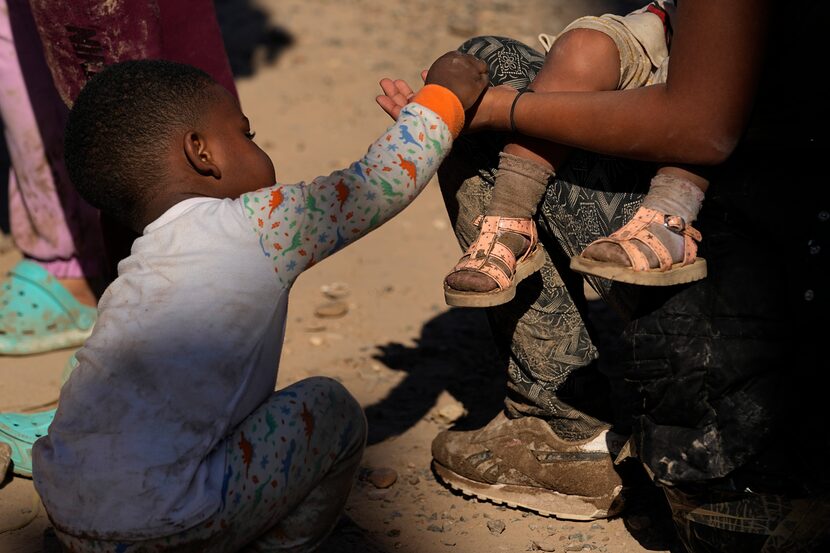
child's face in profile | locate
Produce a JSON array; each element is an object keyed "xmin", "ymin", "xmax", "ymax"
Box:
[{"xmin": 202, "ymin": 85, "xmax": 276, "ymax": 197}]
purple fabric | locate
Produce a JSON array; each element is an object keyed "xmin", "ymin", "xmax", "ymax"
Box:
[
  {"xmin": 2, "ymin": 0, "xmax": 105, "ymax": 279},
  {"xmin": 1, "ymin": 0, "xmax": 237, "ymax": 281}
]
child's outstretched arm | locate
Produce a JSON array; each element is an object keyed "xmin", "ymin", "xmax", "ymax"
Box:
[{"xmin": 241, "ymin": 52, "xmax": 487, "ymax": 286}]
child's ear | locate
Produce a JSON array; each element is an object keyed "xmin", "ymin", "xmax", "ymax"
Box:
[{"xmin": 183, "ymin": 131, "xmax": 222, "ymax": 178}]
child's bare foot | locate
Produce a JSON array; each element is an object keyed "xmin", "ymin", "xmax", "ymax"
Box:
[{"xmin": 444, "ymin": 216, "xmax": 545, "ymax": 307}]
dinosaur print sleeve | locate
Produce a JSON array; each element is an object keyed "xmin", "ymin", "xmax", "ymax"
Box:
[{"xmin": 240, "ymin": 85, "xmax": 464, "ymax": 287}]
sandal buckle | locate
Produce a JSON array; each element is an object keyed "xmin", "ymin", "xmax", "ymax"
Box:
[{"xmin": 663, "ymin": 214, "xmax": 686, "ymax": 234}]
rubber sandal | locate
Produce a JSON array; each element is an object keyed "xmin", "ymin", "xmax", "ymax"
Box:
[
  {"xmin": 0, "ymin": 409, "xmax": 56, "ymax": 477},
  {"xmin": 569, "ymin": 206, "xmax": 707, "ymax": 286},
  {"xmin": 444, "ymin": 215, "xmax": 546, "ymax": 307},
  {"xmin": 0, "ymin": 260, "xmax": 97, "ymax": 355}
]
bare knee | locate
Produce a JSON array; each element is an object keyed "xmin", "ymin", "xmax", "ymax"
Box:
[{"xmin": 533, "ymin": 28, "xmax": 620, "ymax": 92}]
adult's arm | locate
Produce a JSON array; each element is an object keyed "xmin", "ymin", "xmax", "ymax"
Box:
[{"xmin": 487, "ymin": 0, "xmax": 771, "ymax": 165}]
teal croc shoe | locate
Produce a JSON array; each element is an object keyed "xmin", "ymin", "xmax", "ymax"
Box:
[
  {"xmin": 0, "ymin": 260, "xmax": 96, "ymax": 355},
  {"xmin": 0, "ymin": 409, "xmax": 56, "ymax": 477}
]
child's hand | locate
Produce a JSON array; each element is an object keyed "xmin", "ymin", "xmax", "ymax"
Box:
[
  {"xmin": 423, "ymin": 51, "xmax": 488, "ymax": 111},
  {"xmin": 376, "ymin": 77, "xmax": 419, "ymax": 121},
  {"xmin": 376, "ymin": 52, "xmax": 487, "ymax": 121}
]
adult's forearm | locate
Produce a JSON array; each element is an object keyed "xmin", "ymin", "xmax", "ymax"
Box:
[
  {"xmin": 510, "ymin": 85, "xmax": 735, "ymax": 165},
  {"xmin": 496, "ymin": 0, "xmax": 771, "ymax": 166}
]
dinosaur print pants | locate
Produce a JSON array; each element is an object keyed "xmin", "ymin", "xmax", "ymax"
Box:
[{"xmin": 56, "ymin": 377, "xmax": 367, "ymax": 552}]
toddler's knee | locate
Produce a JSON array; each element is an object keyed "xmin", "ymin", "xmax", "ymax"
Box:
[{"xmin": 538, "ymin": 28, "xmax": 620, "ymax": 91}]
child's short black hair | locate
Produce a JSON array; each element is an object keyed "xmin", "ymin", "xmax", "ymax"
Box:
[{"xmin": 65, "ymin": 59, "xmax": 219, "ymax": 228}]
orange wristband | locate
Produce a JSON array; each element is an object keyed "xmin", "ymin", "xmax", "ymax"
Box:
[{"xmin": 410, "ymin": 84, "xmax": 465, "ymax": 139}]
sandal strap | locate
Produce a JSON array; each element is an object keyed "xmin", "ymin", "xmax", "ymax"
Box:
[
  {"xmin": 608, "ymin": 208, "xmax": 673, "ymax": 271},
  {"xmin": 453, "ymin": 240, "xmax": 516, "ymax": 291},
  {"xmin": 598, "ymin": 206, "xmax": 704, "ymax": 271},
  {"xmin": 664, "ymin": 215, "xmax": 702, "ymax": 267},
  {"xmin": 474, "ymin": 215, "xmax": 539, "ymax": 257},
  {"xmin": 6, "ymin": 260, "xmax": 95, "ymax": 328},
  {"xmin": 618, "ymin": 238, "xmax": 653, "ymax": 271},
  {"xmin": 450, "ymin": 215, "xmax": 539, "ymax": 291}
]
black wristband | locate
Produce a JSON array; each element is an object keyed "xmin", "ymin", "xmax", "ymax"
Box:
[{"xmin": 509, "ymin": 88, "xmax": 534, "ymax": 134}]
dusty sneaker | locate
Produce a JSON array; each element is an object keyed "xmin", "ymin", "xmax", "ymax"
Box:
[{"xmin": 431, "ymin": 411, "xmax": 628, "ymax": 520}]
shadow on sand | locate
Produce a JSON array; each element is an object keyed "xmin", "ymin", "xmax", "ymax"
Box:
[
  {"xmin": 213, "ymin": 0, "xmax": 294, "ymax": 78},
  {"xmin": 364, "ymin": 302, "xmax": 684, "ymax": 552}
]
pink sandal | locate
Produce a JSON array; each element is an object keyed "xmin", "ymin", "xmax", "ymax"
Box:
[
  {"xmin": 569, "ymin": 206, "xmax": 706, "ymax": 286},
  {"xmin": 444, "ymin": 215, "xmax": 546, "ymax": 307}
]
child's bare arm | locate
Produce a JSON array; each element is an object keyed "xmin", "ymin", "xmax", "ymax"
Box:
[{"xmin": 241, "ymin": 52, "xmax": 487, "ymax": 286}]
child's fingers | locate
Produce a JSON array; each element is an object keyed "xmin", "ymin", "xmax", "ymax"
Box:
[
  {"xmin": 379, "ymin": 78, "xmax": 399, "ymax": 97},
  {"xmin": 421, "ymin": 69, "xmax": 428, "ymax": 82},
  {"xmin": 379, "ymin": 79, "xmax": 410, "ymax": 107},
  {"xmin": 394, "ymin": 79, "xmax": 415, "ymax": 100},
  {"xmin": 376, "ymin": 95, "xmax": 402, "ymax": 120}
]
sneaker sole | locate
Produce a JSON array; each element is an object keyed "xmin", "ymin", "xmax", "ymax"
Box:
[{"xmin": 433, "ymin": 461, "xmax": 623, "ymax": 521}]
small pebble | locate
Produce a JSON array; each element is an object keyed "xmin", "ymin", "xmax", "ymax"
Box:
[
  {"xmin": 427, "ymin": 524, "xmax": 444, "ymax": 533},
  {"xmin": 321, "ymin": 282, "xmax": 350, "ymax": 299},
  {"xmin": 368, "ymin": 467, "xmax": 398, "ymax": 489},
  {"xmin": 314, "ymin": 300, "xmax": 349, "ymax": 318},
  {"xmin": 487, "ymin": 519, "xmax": 506, "ymax": 535},
  {"xmin": 530, "ymin": 539, "xmax": 557, "ymax": 552}
]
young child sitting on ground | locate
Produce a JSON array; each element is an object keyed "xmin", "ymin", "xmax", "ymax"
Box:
[
  {"xmin": 32, "ymin": 53, "xmax": 487, "ymax": 552},
  {"xmin": 380, "ymin": 1, "xmax": 708, "ymax": 307}
]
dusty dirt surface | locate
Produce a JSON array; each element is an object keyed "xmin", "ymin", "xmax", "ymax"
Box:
[{"xmin": 1, "ymin": 1, "xmax": 682, "ymax": 552}]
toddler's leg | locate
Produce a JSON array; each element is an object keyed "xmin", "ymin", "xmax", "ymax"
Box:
[{"xmin": 444, "ymin": 28, "xmax": 623, "ymax": 307}]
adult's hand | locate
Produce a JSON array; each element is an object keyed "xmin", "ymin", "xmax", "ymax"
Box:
[{"xmin": 377, "ymin": 52, "xmax": 490, "ymax": 121}]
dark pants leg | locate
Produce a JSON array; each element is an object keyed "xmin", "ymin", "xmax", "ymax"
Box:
[
  {"xmin": 441, "ymin": 37, "xmax": 830, "ymax": 551},
  {"xmin": 438, "ymin": 36, "xmax": 654, "ymax": 441}
]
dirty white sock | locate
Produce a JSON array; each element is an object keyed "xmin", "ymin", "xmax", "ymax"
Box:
[
  {"xmin": 640, "ymin": 173, "xmax": 705, "ymax": 264},
  {"xmin": 486, "ymin": 152, "xmax": 553, "ymax": 255}
]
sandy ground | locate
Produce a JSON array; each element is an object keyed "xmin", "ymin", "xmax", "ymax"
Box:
[{"xmin": 1, "ymin": 1, "xmax": 682, "ymax": 551}]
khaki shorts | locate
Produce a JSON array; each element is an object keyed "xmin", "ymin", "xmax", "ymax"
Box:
[{"xmin": 538, "ymin": 8, "xmax": 671, "ymax": 90}]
